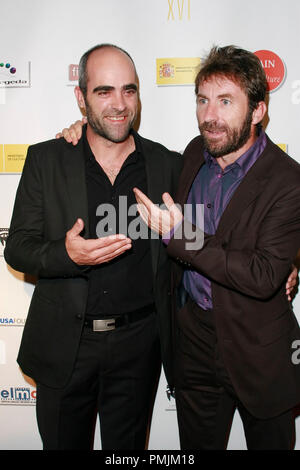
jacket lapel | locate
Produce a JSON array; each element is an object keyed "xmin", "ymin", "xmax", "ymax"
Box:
[
  {"xmin": 179, "ymin": 135, "xmax": 273, "ymax": 240},
  {"xmin": 216, "ymin": 172, "xmax": 267, "ymax": 238},
  {"xmin": 139, "ymin": 136, "xmax": 166, "ymax": 277},
  {"xmin": 175, "ymin": 136, "xmax": 205, "ymax": 205},
  {"xmin": 177, "ymin": 152, "xmax": 205, "ymax": 206},
  {"xmin": 61, "ymin": 140, "xmax": 90, "ymax": 239},
  {"xmin": 216, "ymin": 145, "xmax": 272, "ymax": 238}
]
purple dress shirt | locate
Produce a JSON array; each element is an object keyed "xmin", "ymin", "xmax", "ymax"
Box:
[{"xmin": 182, "ymin": 130, "xmax": 267, "ymax": 310}]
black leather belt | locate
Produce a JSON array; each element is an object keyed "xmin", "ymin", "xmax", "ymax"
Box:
[{"xmin": 84, "ymin": 303, "xmax": 155, "ymax": 332}]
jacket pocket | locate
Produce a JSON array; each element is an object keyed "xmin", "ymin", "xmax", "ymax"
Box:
[{"xmin": 257, "ymin": 308, "xmax": 297, "ymax": 346}]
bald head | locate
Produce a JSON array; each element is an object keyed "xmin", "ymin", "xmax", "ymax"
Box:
[
  {"xmin": 75, "ymin": 44, "xmax": 139, "ymax": 143},
  {"xmin": 78, "ymin": 44, "xmax": 137, "ymax": 97}
]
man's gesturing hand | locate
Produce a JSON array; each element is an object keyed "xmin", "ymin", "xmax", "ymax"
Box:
[
  {"xmin": 65, "ymin": 218, "xmax": 132, "ymax": 265},
  {"xmin": 133, "ymin": 188, "xmax": 183, "ymax": 236}
]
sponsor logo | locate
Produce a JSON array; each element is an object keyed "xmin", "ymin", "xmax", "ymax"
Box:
[
  {"xmin": 0, "ymin": 60, "xmax": 31, "ymax": 88},
  {"xmin": 0, "ymin": 386, "xmax": 36, "ymax": 406},
  {"xmin": 0, "ymin": 228, "xmax": 8, "ymax": 256},
  {"xmin": 159, "ymin": 63, "xmax": 175, "ymax": 79},
  {"xmin": 156, "ymin": 57, "xmax": 200, "ymax": 86},
  {"xmin": 167, "ymin": 0, "xmax": 191, "ymax": 20},
  {"xmin": 69, "ymin": 64, "xmax": 79, "ymax": 82},
  {"xmin": 0, "ymin": 316, "xmax": 26, "ymax": 327},
  {"xmin": 0, "ymin": 62, "xmax": 16, "ymax": 75},
  {"xmin": 0, "ymin": 144, "xmax": 29, "ymax": 173},
  {"xmin": 254, "ymin": 50, "xmax": 286, "ymax": 92},
  {"xmin": 67, "ymin": 64, "xmax": 79, "ymax": 86}
]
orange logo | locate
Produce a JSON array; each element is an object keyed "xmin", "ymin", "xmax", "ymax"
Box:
[{"xmin": 254, "ymin": 50, "xmax": 286, "ymax": 92}]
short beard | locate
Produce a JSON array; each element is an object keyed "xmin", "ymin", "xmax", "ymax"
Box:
[{"xmin": 199, "ymin": 108, "xmax": 253, "ymax": 158}]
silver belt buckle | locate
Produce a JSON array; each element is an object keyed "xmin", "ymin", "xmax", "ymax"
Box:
[{"xmin": 93, "ymin": 318, "xmax": 116, "ymax": 332}]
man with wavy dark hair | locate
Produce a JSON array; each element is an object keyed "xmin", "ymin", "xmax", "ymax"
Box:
[
  {"xmin": 134, "ymin": 45, "xmax": 300, "ymax": 450},
  {"xmin": 195, "ymin": 45, "xmax": 267, "ymax": 113}
]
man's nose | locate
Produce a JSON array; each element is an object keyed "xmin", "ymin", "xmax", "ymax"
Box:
[
  {"xmin": 203, "ymin": 102, "xmax": 219, "ymax": 122},
  {"xmin": 111, "ymin": 92, "xmax": 126, "ymax": 111}
]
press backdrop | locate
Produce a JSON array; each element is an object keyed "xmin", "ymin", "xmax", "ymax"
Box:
[{"xmin": 0, "ymin": 0, "xmax": 300, "ymax": 450}]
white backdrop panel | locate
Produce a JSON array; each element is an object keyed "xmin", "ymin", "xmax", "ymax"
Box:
[{"xmin": 0, "ymin": 0, "xmax": 299, "ymax": 450}]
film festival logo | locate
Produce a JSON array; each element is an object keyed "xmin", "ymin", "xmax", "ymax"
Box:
[
  {"xmin": 0, "ymin": 59, "xmax": 31, "ymax": 88},
  {"xmin": 167, "ymin": 0, "xmax": 191, "ymax": 20},
  {"xmin": 95, "ymin": 197, "xmax": 204, "ymax": 250}
]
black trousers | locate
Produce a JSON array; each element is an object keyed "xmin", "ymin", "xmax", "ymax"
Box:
[
  {"xmin": 36, "ymin": 311, "xmax": 161, "ymax": 450},
  {"xmin": 174, "ymin": 298, "xmax": 295, "ymax": 450}
]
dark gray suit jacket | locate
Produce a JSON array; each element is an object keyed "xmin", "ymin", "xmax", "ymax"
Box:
[{"xmin": 5, "ymin": 131, "xmax": 182, "ymax": 389}]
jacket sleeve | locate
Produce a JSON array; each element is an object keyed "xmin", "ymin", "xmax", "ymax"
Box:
[
  {"xmin": 167, "ymin": 184, "xmax": 300, "ymax": 300},
  {"xmin": 4, "ymin": 145, "xmax": 85, "ymax": 279}
]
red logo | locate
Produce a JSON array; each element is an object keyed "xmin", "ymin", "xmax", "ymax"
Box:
[{"xmin": 254, "ymin": 50, "xmax": 286, "ymax": 93}]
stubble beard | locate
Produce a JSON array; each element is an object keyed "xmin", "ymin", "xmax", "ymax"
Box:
[{"xmin": 85, "ymin": 100, "xmax": 136, "ymax": 144}]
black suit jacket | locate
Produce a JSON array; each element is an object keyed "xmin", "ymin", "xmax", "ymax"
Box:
[
  {"xmin": 5, "ymin": 131, "xmax": 182, "ymax": 389},
  {"xmin": 167, "ymin": 134, "xmax": 300, "ymax": 419}
]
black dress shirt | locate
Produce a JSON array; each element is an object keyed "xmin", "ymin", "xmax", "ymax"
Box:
[{"xmin": 83, "ymin": 128, "xmax": 154, "ymax": 319}]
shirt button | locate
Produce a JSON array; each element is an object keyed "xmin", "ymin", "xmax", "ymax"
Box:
[
  {"xmin": 207, "ymin": 203, "xmax": 212, "ymax": 209},
  {"xmin": 103, "ymin": 290, "xmax": 108, "ymax": 295}
]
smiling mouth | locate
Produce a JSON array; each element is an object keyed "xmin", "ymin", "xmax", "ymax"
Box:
[{"xmin": 106, "ymin": 116, "xmax": 127, "ymax": 122}]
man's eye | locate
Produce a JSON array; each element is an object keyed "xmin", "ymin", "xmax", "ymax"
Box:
[
  {"xmin": 125, "ymin": 89, "xmax": 136, "ymax": 95},
  {"xmin": 222, "ymin": 99, "xmax": 231, "ymax": 105}
]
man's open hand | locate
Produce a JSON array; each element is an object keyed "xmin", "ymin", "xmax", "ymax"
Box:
[
  {"xmin": 65, "ymin": 218, "xmax": 132, "ymax": 265},
  {"xmin": 133, "ymin": 188, "xmax": 183, "ymax": 236}
]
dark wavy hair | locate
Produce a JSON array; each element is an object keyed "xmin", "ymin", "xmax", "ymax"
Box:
[{"xmin": 195, "ymin": 45, "xmax": 267, "ymax": 112}]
